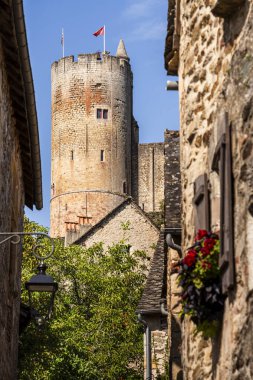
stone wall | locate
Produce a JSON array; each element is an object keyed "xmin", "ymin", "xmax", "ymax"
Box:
[
  {"xmin": 173, "ymin": 0, "xmax": 253, "ymax": 378},
  {"xmin": 78, "ymin": 201, "xmax": 159, "ymax": 260},
  {"xmin": 0, "ymin": 37, "xmax": 25, "ymax": 379},
  {"xmin": 50, "ymin": 190, "xmax": 126, "ymax": 238},
  {"xmin": 164, "ymin": 130, "xmax": 182, "ymax": 379},
  {"xmin": 51, "ymin": 53, "xmax": 134, "ymax": 237},
  {"xmin": 150, "ymin": 331, "xmax": 168, "ymax": 379},
  {"xmin": 138, "ymin": 143, "xmax": 164, "ymax": 213},
  {"xmin": 164, "ymin": 130, "xmax": 181, "ymax": 228}
]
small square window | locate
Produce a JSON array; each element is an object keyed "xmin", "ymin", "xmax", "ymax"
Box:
[
  {"xmin": 97, "ymin": 109, "xmax": 102, "ymax": 119},
  {"xmin": 103, "ymin": 109, "xmax": 108, "ymax": 119}
]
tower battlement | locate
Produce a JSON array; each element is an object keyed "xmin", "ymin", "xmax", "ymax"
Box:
[{"xmin": 52, "ymin": 51, "xmax": 130, "ymax": 76}]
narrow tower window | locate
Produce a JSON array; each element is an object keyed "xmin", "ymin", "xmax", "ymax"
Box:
[
  {"xmin": 71, "ymin": 150, "xmax": 74, "ymax": 160},
  {"xmin": 96, "ymin": 108, "xmax": 108, "ymax": 119},
  {"xmin": 97, "ymin": 109, "xmax": 102, "ymax": 119},
  {"xmin": 100, "ymin": 150, "xmax": 105, "ymax": 162},
  {"xmin": 123, "ymin": 181, "xmax": 127, "ymax": 194}
]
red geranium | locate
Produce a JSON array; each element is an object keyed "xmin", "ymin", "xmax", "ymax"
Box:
[
  {"xmin": 195, "ymin": 229, "xmax": 208, "ymax": 241},
  {"xmin": 204, "ymin": 238, "xmax": 216, "ymax": 250},
  {"xmin": 183, "ymin": 250, "xmax": 197, "ymax": 267},
  {"xmin": 200, "ymin": 246, "xmax": 210, "ymax": 256}
]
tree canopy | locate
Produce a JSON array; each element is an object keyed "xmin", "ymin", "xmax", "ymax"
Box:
[{"xmin": 18, "ymin": 217, "xmax": 147, "ymax": 380}]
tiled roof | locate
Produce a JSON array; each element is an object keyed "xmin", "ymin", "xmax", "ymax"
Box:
[
  {"xmin": 1, "ymin": 0, "xmax": 42, "ymax": 209},
  {"xmin": 136, "ymin": 229, "xmax": 166, "ymax": 314},
  {"xmin": 136, "ymin": 131, "xmax": 181, "ymax": 315}
]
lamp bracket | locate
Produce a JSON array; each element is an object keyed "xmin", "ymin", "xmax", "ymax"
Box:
[{"xmin": 0, "ymin": 232, "xmax": 55, "ymax": 261}]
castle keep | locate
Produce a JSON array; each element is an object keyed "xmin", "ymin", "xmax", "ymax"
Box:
[
  {"xmin": 50, "ymin": 40, "xmax": 164, "ymax": 239},
  {"xmin": 51, "ymin": 41, "xmax": 138, "ymax": 237}
]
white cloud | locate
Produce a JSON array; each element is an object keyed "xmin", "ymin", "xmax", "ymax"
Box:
[
  {"xmin": 128, "ymin": 19, "xmax": 166, "ymax": 41},
  {"xmin": 122, "ymin": 0, "xmax": 166, "ymax": 42},
  {"xmin": 125, "ymin": 0, "xmax": 163, "ymax": 19}
]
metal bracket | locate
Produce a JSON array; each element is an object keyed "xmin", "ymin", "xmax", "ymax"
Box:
[{"xmin": 0, "ymin": 232, "xmax": 55, "ymax": 261}]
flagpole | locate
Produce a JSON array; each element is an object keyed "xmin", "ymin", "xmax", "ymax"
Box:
[
  {"xmin": 103, "ymin": 25, "xmax": 106, "ymax": 53},
  {"xmin": 62, "ymin": 28, "xmax": 65, "ymax": 58}
]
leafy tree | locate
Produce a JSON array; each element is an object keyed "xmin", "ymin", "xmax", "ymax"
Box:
[{"xmin": 18, "ymin": 217, "xmax": 147, "ymax": 380}]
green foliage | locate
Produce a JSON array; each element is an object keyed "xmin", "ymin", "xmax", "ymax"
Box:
[
  {"xmin": 19, "ymin": 217, "xmax": 147, "ymax": 380},
  {"xmin": 121, "ymin": 220, "xmax": 131, "ymax": 231},
  {"xmin": 194, "ymin": 320, "xmax": 220, "ymax": 339}
]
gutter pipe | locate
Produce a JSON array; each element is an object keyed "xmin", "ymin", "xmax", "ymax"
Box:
[
  {"xmin": 138, "ymin": 314, "xmax": 152, "ymax": 380},
  {"xmin": 160, "ymin": 298, "xmax": 169, "ymax": 316},
  {"xmin": 166, "ymin": 233, "xmax": 182, "ymax": 254}
]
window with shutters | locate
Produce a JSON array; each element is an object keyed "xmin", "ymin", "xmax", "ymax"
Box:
[
  {"xmin": 193, "ymin": 173, "xmax": 210, "ymax": 233},
  {"xmin": 212, "ymin": 118, "xmax": 234, "ymax": 294}
]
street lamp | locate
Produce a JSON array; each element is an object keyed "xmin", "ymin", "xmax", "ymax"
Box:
[
  {"xmin": 26, "ymin": 261, "xmax": 58, "ymax": 326},
  {"xmin": 0, "ymin": 232, "xmax": 58, "ymax": 327}
]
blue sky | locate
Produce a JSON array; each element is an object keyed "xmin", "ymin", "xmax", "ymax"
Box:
[{"xmin": 24, "ymin": 0, "xmax": 179, "ymax": 229}]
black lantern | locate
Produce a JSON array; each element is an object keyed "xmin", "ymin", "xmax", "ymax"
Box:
[
  {"xmin": 0, "ymin": 231, "xmax": 58, "ymax": 327},
  {"xmin": 25, "ymin": 261, "xmax": 58, "ymax": 326}
]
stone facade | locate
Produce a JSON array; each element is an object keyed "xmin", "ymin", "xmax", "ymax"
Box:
[
  {"xmin": 0, "ymin": 1, "xmax": 42, "ymax": 378},
  {"xmin": 50, "ymin": 49, "xmax": 136, "ymax": 237},
  {"xmin": 164, "ymin": 130, "xmax": 182, "ymax": 380},
  {"xmin": 136, "ymin": 131, "xmax": 181, "ymax": 379},
  {"xmin": 165, "ymin": 0, "xmax": 253, "ymax": 379},
  {"xmin": 0, "ymin": 37, "xmax": 24, "ymax": 380},
  {"xmin": 138, "ymin": 143, "xmax": 165, "ymax": 213},
  {"xmin": 164, "ymin": 130, "xmax": 181, "ymax": 228},
  {"xmin": 74, "ymin": 198, "xmax": 159, "ymax": 261}
]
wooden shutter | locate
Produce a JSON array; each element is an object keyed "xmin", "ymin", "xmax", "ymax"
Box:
[
  {"xmin": 212, "ymin": 0, "xmax": 245, "ymax": 18},
  {"xmin": 212, "ymin": 120, "xmax": 234, "ymax": 294},
  {"xmin": 193, "ymin": 173, "xmax": 210, "ymax": 232}
]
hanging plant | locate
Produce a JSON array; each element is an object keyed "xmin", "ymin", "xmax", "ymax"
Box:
[{"xmin": 177, "ymin": 230, "xmax": 224, "ymax": 338}]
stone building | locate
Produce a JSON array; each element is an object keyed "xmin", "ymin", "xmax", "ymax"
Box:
[
  {"xmin": 0, "ymin": 0, "xmax": 42, "ymax": 378},
  {"xmin": 138, "ymin": 143, "xmax": 165, "ymax": 214},
  {"xmin": 165, "ymin": 0, "xmax": 253, "ymax": 379},
  {"xmin": 72, "ymin": 197, "xmax": 159, "ymax": 260},
  {"xmin": 136, "ymin": 130, "xmax": 181, "ymax": 380},
  {"xmin": 50, "ymin": 41, "xmax": 164, "ymax": 240}
]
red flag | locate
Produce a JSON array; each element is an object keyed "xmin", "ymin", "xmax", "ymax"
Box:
[{"xmin": 93, "ymin": 26, "xmax": 104, "ymax": 37}]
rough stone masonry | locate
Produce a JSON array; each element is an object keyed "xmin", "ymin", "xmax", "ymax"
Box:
[{"xmin": 166, "ymin": 0, "xmax": 253, "ymax": 378}]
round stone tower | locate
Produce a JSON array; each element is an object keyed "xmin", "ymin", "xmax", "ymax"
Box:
[{"xmin": 50, "ymin": 40, "xmax": 136, "ymax": 237}]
